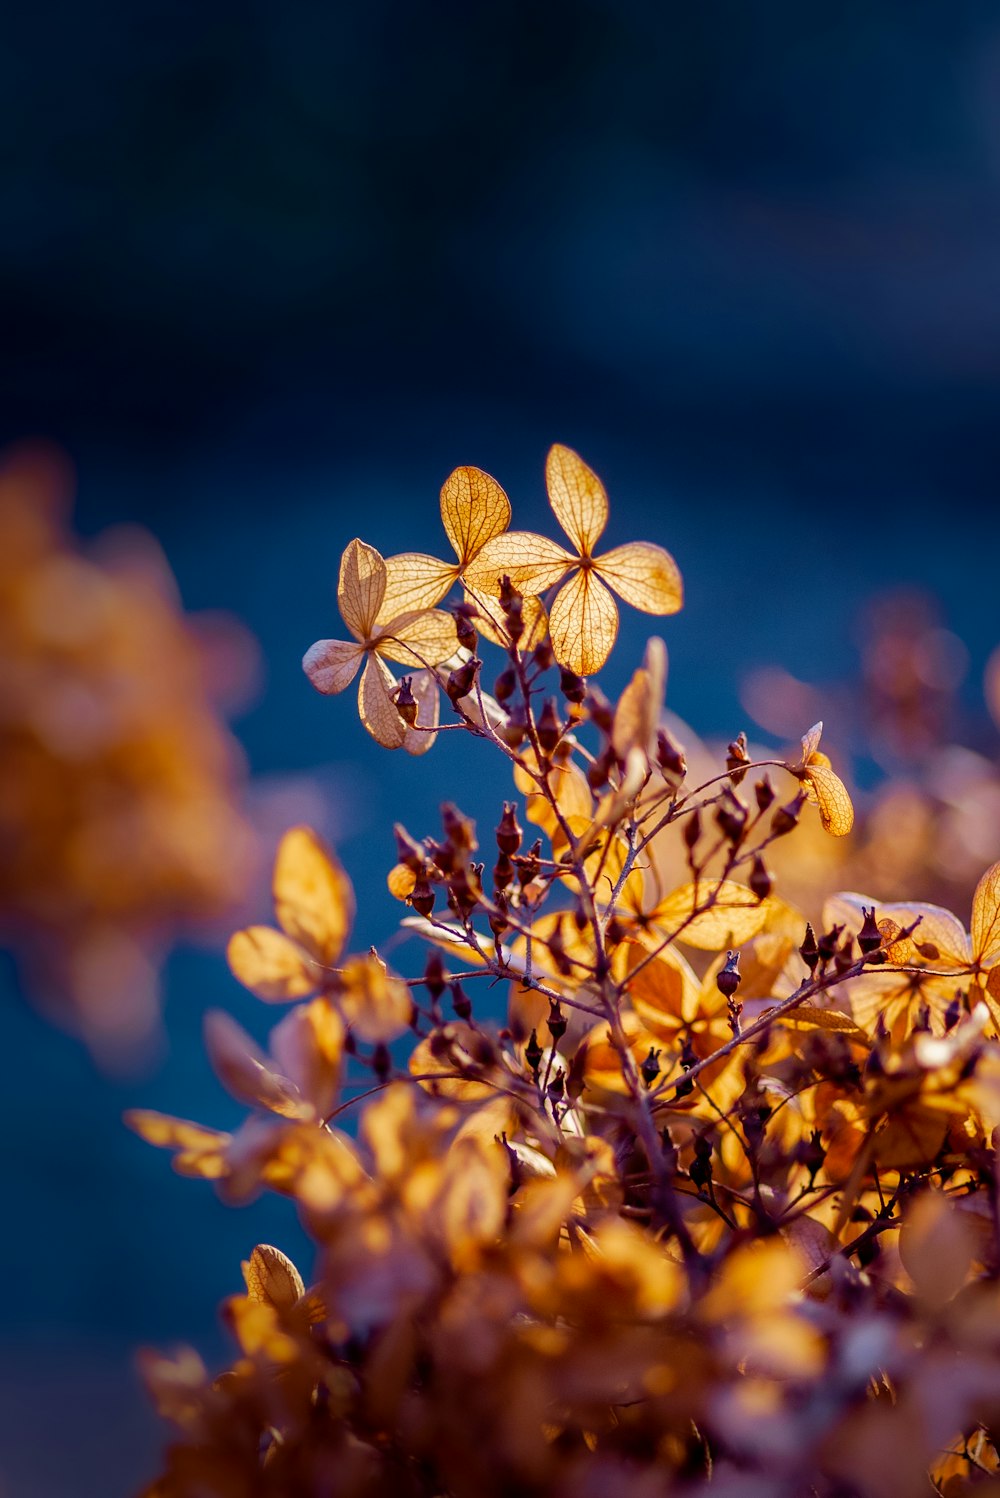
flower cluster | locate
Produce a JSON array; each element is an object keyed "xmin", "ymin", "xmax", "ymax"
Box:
[
  {"xmin": 133, "ymin": 447, "xmax": 1000, "ymax": 1496},
  {"xmin": 0, "ymin": 445, "xmax": 255, "ymax": 1061}
]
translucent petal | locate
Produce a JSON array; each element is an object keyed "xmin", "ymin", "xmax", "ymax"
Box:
[
  {"xmin": 624, "ymin": 945, "xmax": 701, "ymax": 1035},
  {"xmin": 337, "ymin": 953, "xmax": 412, "ymax": 1042},
  {"xmin": 402, "ymin": 668, "xmax": 440, "ymax": 757},
  {"xmin": 800, "ymin": 722, "xmax": 824, "ymax": 760},
  {"xmin": 972, "ymin": 860, "xmax": 1000, "ymax": 964},
  {"xmin": 545, "ymin": 443, "xmax": 608, "ymax": 555},
  {"xmin": 650, "ymin": 879, "xmax": 772, "ymax": 949},
  {"xmin": 824, "ymin": 892, "xmax": 972, "ymax": 968},
  {"xmin": 358, "ymin": 654, "xmax": 407, "ymax": 748},
  {"xmin": 596, "ymin": 541, "xmax": 683, "ymax": 615},
  {"xmin": 337, "ymin": 538, "xmax": 386, "ymax": 640},
  {"xmin": 204, "ymin": 1009, "xmax": 306, "ymax": 1118},
  {"xmin": 380, "ymin": 552, "xmax": 456, "ymax": 617},
  {"xmin": 376, "ymin": 608, "xmax": 457, "ymax": 668},
  {"xmin": 273, "ymin": 825, "xmax": 355, "ymax": 967},
  {"xmin": 243, "ymin": 1244, "xmax": 306, "ymax": 1309},
  {"xmin": 440, "ymin": 465, "xmax": 511, "ymax": 565},
  {"xmin": 226, "ymin": 925, "xmax": 317, "ymax": 1002},
  {"xmin": 548, "ymin": 567, "xmax": 619, "ymax": 675},
  {"xmin": 301, "ymin": 637, "xmax": 363, "ymax": 695},
  {"xmin": 462, "ymin": 531, "xmax": 573, "ymax": 596},
  {"xmin": 802, "ymin": 764, "xmax": 854, "ymax": 837},
  {"xmin": 270, "ymin": 998, "xmax": 345, "ymax": 1121}
]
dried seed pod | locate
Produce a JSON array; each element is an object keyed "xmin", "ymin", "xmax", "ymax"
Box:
[
  {"xmin": 394, "ymin": 675, "xmax": 418, "ymax": 726},
  {"xmin": 495, "ymin": 802, "xmax": 523, "ymax": 856}
]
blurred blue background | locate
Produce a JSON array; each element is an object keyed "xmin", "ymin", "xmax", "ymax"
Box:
[{"xmin": 3, "ymin": 4, "xmax": 1000, "ymax": 1494}]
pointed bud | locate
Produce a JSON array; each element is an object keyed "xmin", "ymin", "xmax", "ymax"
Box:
[
  {"xmin": 537, "ymin": 698, "xmax": 562, "ymax": 754},
  {"xmin": 451, "ymin": 982, "xmax": 472, "ymax": 1021},
  {"xmin": 716, "ymin": 949, "xmax": 742, "ymax": 999},
  {"xmin": 410, "ymin": 876, "xmax": 435, "ymax": 918},
  {"xmin": 771, "ymin": 791, "xmax": 806, "ymax": 837},
  {"xmin": 496, "ymin": 802, "xmax": 523, "ymax": 856},
  {"xmin": 493, "ymin": 852, "xmax": 514, "ymax": 892},
  {"xmin": 393, "ymin": 822, "xmax": 426, "ymax": 870},
  {"xmin": 655, "ymin": 728, "xmax": 686, "ymax": 778},
  {"xmin": 493, "ymin": 667, "xmax": 517, "ymax": 703},
  {"xmin": 547, "ymin": 1070, "xmax": 565, "ymax": 1101},
  {"xmin": 532, "ymin": 639, "xmax": 554, "ymax": 672},
  {"xmin": 446, "ymin": 657, "xmax": 480, "ymax": 707},
  {"xmin": 749, "ymin": 855, "xmax": 772, "ymax": 902},
  {"xmin": 559, "ymin": 667, "xmax": 587, "ymax": 704},
  {"xmin": 424, "ymin": 950, "xmax": 447, "ymax": 1001},
  {"xmin": 451, "ymin": 604, "xmax": 478, "ymax": 653},
  {"xmin": 817, "ymin": 924, "xmax": 843, "ymax": 964},
  {"xmin": 496, "ymin": 703, "xmax": 527, "ymax": 748},
  {"xmin": 725, "ymin": 732, "xmax": 751, "ymax": 785},
  {"xmin": 754, "ymin": 775, "xmax": 775, "ymax": 811},
  {"xmin": 674, "ymin": 1039, "xmax": 697, "ymax": 1098},
  {"xmin": 585, "ymin": 688, "xmax": 614, "ymax": 735},
  {"xmin": 800, "ymin": 922, "xmax": 819, "ymax": 972},
  {"xmin": 517, "ymin": 839, "xmax": 542, "ymax": 888},
  {"xmin": 525, "ymin": 1028, "xmax": 544, "ymax": 1077},
  {"xmin": 641, "ymin": 1046, "xmax": 661, "ymax": 1089},
  {"xmin": 394, "ymin": 675, "xmax": 418, "ymax": 726},
  {"xmin": 715, "ymin": 789, "xmax": 748, "ymax": 845},
  {"xmin": 546, "ymin": 999, "xmax": 567, "ymax": 1043},
  {"xmin": 442, "ymin": 803, "xmax": 476, "ymax": 850},
  {"xmin": 857, "ymin": 905, "xmax": 882, "ymax": 956},
  {"xmin": 683, "ymin": 809, "xmax": 702, "ymax": 851}
]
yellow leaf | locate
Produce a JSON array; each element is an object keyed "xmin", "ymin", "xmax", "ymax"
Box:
[
  {"xmin": 226, "ymin": 925, "xmax": 316, "ymax": 1003},
  {"xmin": 273, "ymin": 826, "xmax": 354, "ymax": 968},
  {"xmin": 612, "ymin": 637, "xmax": 667, "ymax": 761},
  {"xmin": 548, "ymin": 566, "xmax": 619, "ymax": 675},
  {"xmin": 462, "ymin": 530, "xmax": 573, "ymax": 596},
  {"xmin": 625, "ymin": 945, "xmax": 701, "ymax": 1034},
  {"xmin": 338, "ymin": 953, "xmax": 412, "ymax": 1042},
  {"xmin": 301, "ymin": 637, "xmax": 364, "ymax": 695},
  {"xmin": 124, "ymin": 1110, "xmax": 232, "ymax": 1178},
  {"xmin": 379, "ymin": 552, "xmax": 455, "ymax": 615},
  {"xmin": 545, "ymin": 443, "xmax": 608, "ymax": 555},
  {"xmin": 650, "ymin": 879, "xmax": 772, "ymax": 949},
  {"xmin": 242, "ymin": 1243, "xmax": 306, "ymax": 1310},
  {"xmin": 358, "ymin": 654, "xmax": 407, "ymax": 748},
  {"xmin": 802, "ymin": 763, "xmax": 854, "ymax": 837},
  {"xmin": 596, "ymin": 541, "xmax": 683, "ymax": 615},
  {"xmin": 972, "ymin": 860, "xmax": 1000, "ymax": 965},
  {"xmin": 269, "ymin": 997, "xmax": 345, "ymax": 1120},
  {"xmin": 337, "ymin": 538, "xmax": 386, "ymax": 641},
  {"xmin": 440, "ymin": 465, "xmax": 511, "ymax": 565}
]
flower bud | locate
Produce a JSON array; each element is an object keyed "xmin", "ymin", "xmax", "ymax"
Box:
[
  {"xmin": 424, "ymin": 950, "xmax": 447, "ymax": 1000},
  {"xmin": 771, "ymin": 791, "xmax": 806, "ymax": 837},
  {"xmin": 532, "ymin": 639, "xmax": 554, "ymax": 672},
  {"xmin": 493, "ymin": 666, "xmax": 517, "ymax": 703},
  {"xmin": 716, "ymin": 949, "xmax": 741, "ymax": 999},
  {"xmin": 493, "ymin": 852, "xmax": 514, "ymax": 892},
  {"xmin": 446, "ymin": 657, "xmax": 480, "ymax": 707},
  {"xmin": 410, "ymin": 876, "xmax": 435, "ymax": 917},
  {"xmin": 655, "ymin": 729, "xmax": 686, "ymax": 778},
  {"xmin": 525, "ymin": 1028, "xmax": 544, "ymax": 1077},
  {"xmin": 394, "ymin": 675, "xmax": 418, "ymax": 726},
  {"xmin": 559, "ymin": 667, "xmax": 587, "ymax": 704},
  {"xmin": 451, "ymin": 604, "xmax": 478, "ymax": 653},
  {"xmin": 585, "ymin": 688, "xmax": 614, "ymax": 735},
  {"xmin": 748, "ymin": 854, "xmax": 772, "ymax": 902},
  {"xmin": 799, "ymin": 923, "xmax": 819, "ymax": 972},
  {"xmin": 641, "ymin": 1046, "xmax": 661, "ymax": 1089},
  {"xmin": 857, "ymin": 905, "xmax": 882, "ymax": 956},
  {"xmin": 537, "ymin": 698, "xmax": 563, "ymax": 755},
  {"xmin": 546, "ymin": 999, "xmax": 567, "ymax": 1043},
  {"xmin": 725, "ymin": 731, "xmax": 750, "ymax": 785},
  {"xmin": 754, "ymin": 775, "xmax": 775, "ymax": 811},
  {"xmin": 683, "ymin": 809, "xmax": 702, "ymax": 851},
  {"xmin": 496, "ymin": 802, "xmax": 523, "ymax": 856},
  {"xmin": 451, "ymin": 982, "xmax": 472, "ymax": 1020}
]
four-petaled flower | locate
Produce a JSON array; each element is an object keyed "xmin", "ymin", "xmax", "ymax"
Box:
[
  {"xmin": 463, "ymin": 444, "xmax": 683, "ymax": 674},
  {"xmin": 303, "ymin": 538, "xmax": 456, "ymax": 750}
]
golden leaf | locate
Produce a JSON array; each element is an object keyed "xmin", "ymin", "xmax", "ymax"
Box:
[
  {"xmin": 300, "ymin": 637, "xmax": 364, "ymax": 695},
  {"xmin": 548, "ymin": 567, "xmax": 619, "ymax": 676},
  {"xmin": 338, "ymin": 953, "xmax": 412, "ymax": 1042},
  {"xmin": 545, "ymin": 443, "xmax": 609, "ymax": 555},
  {"xmin": 440, "ymin": 465, "xmax": 511, "ymax": 565},
  {"xmin": 269, "ymin": 997, "xmax": 345, "ymax": 1120},
  {"xmin": 650, "ymin": 879, "xmax": 772, "ymax": 949},
  {"xmin": 625, "ymin": 945, "xmax": 701, "ymax": 1034},
  {"xmin": 273, "ymin": 826, "xmax": 354, "ymax": 969},
  {"xmin": 596, "ymin": 542, "xmax": 683, "ymax": 615},
  {"xmin": 226, "ymin": 925, "xmax": 316, "ymax": 1003},
  {"xmin": 376, "ymin": 607, "xmax": 457, "ymax": 669},
  {"xmin": 972, "ymin": 860, "xmax": 1000, "ymax": 965},
  {"xmin": 124, "ymin": 1110, "xmax": 232, "ymax": 1179},
  {"xmin": 337, "ymin": 538, "xmax": 387, "ymax": 641},
  {"xmin": 242, "ymin": 1243, "xmax": 306, "ymax": 1310},
  {"xmin": 612, "ymin": 637, "xmax": 668, "ymax": 762}
]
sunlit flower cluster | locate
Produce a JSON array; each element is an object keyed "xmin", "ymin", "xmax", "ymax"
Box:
[
  {"xmin": 0, "ymin": 445, "xmax": 255, "ymax": 1061},
  {"xmin": 134, "ymin": 447, "xmax": 1000, "ymax": 1496}
]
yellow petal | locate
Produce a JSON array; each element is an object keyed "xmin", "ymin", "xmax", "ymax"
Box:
[
  {"xmin": 273, "ymin": 825, "xmax": 355, "ymax": 967},
  {"xmin": 337, "ymin": 953, "xmax": 412, "ymax": 1042},
  {"xmin": 463, "ymin": 586, "xmax": 548, "ymax": 651},
  {"xmin": 387, "ymin": 862, "xmax": 417, "ymax": 900},
  {"xmin": 649, "ymin": 879, "xmax": 772, "ymax": 949},
  {"xmin": 376, "ymin": 608, "xmax": 457, "ymax": 668},
  {"xmin": 402, "ymin": 668, "xmax": 439, "ymax": 757},
  {"xmin": 625, "ymin": 945, "xmax": 701, "ymax": 1034},
  {"xmin": 204, "ymin": 1009, "xmax": 306, "ymax": 1117},
  {"xmin": 825, "ymin": 893, "xmax": 972, "ymax": 968},
  {"xmin": 226, "ymin": 925, "xmax": 317, "ymax": 1002},
  {"xmin": 596, "ymin": 542, "xmax": 683, "ymax": 615},
  {"xmin": 612, "ymin": 637, "xmax": 668, "ymax": 760},
  {"xmin": 124, "ymin": 1110, "xmax": 232, "ymax": 1179},
  {"xmin": 337, "ymin": 538, "xmax": 386, "ymax": 640},
  {"xmin": 358, "ymin": 654, "xmax": 407, "ymax": 748},
  {"xmin": 972, "ymin": 861, "xmax": 1000, "ymax": 965},
  {"xmin": 242, "ymin": 1244, "xmax": 305, "ymax": 1310},
  {"xmin": 548, "ymin": 567, "xmax": 618, "ymax": 675},
  {"xmin": 380, "ymin": 552, "xmax": 456, "ymax": 616},
  {"xmin": 545, "ymin": 443, "xmax": 608, "ymax": 555},
  {"xmin": 462, "ymin": 531, "xmax": 573, "ymax": 596},
  {"xmin": 801, "ymin": 764, "xmax": 854, "ymax": 837},
  {"xmin": 301, "ymin": 637, "xmax": 363, "ymax": 695},
  {"xmin": 269, "ymin": 997, "xmax": 345, "ymax": 1120},
  {"xmin": 440, "ymin": 465, "xmax": 511, "ymax": 565}
]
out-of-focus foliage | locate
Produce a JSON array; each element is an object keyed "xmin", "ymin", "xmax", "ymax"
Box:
[
  {"xmin": 133, "ymin": 448, "xmax": 1000, "ymax": 1496},
  {"xmin": 0, "ymin": 445, "xmax": 257, "ymax": 1064}
]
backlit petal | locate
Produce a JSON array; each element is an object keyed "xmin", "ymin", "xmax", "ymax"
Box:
[
  {"xmin": 463, "ymin": 586, "xmax": 548, "ymax": 651},
  {"xmin": 545, "ymin": 443, "xmax": 609, "ymax": 555},
  {"xmin": 301, "ymin": 637, "xmax": 363, "ymax": 695},
  {"xmin": 802, "ymin": 764, "xmax": 854, "ymax": 837},
  {"xmin": 337, "ymin": 538, "xmax": 386, "ymax": 640},
  {"xmin": 359, "ymin": 654, "xmax": 407, "ymax": 748},
  {"xmin": 227, "ymin": 924, "xmax": 317, "ymax": 1002},
  {"xmin": 972, "ymin": 861, "xmax": 1000, "ymax": 965},
  {"xmin": 403, "ymin": 669, "xmax": 439, "ymax": 756},
  {"xmin": 380, "ymin": 552, "xmax": 456, "ymax": 617},
  {"xmin": 377, "ymin": 608, "xmax": 457, "ymax": 667},
  {"xmin": 462, "ymin": 531, "xmax": 573, "ymax": 596},
  {"xmin": 596, "ymin": 541, "xmax": 683, "ymax": 615},
  {"xmin": 548, "ymin": 567, "xmax": 619, "ymax": 675},
  {"xmin": 440, "ymin": 466, "xmax": 511, "ymax": 565},
  {"xmin": 273, "ymin": 826, "xmax": 355, "ymax": 967}
]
